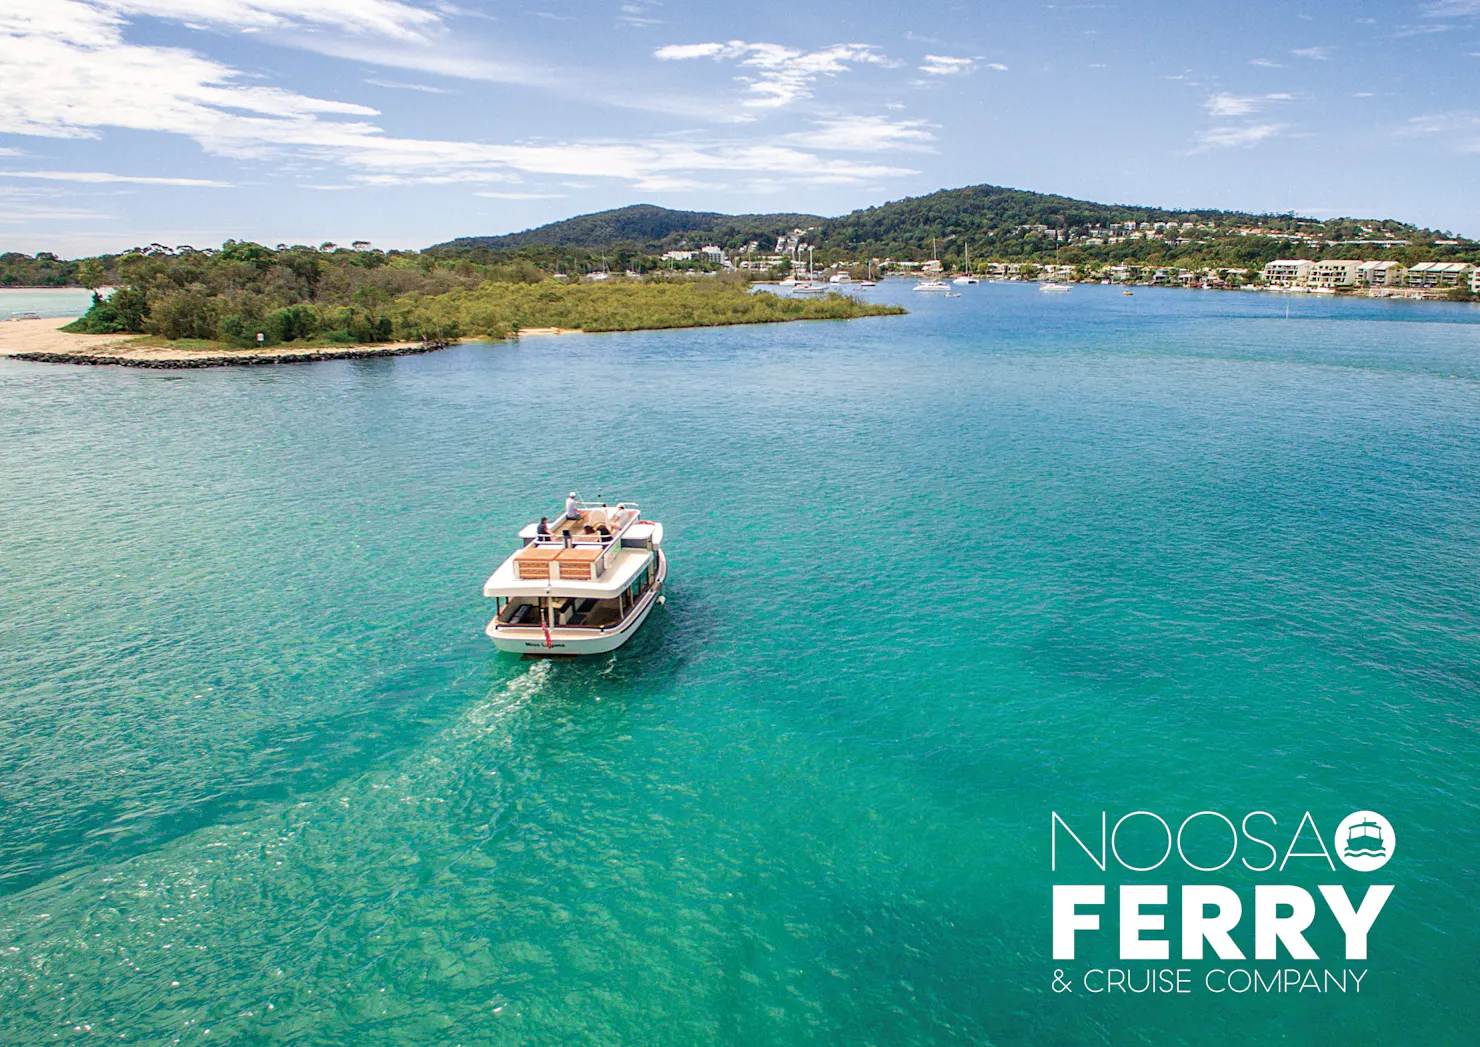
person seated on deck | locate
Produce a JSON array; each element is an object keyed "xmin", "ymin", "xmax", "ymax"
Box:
[
  {"xmin": 564, "ymin": 492, "xmax": 581, "ymax": 523},
  {"xmin": 536, "ymin": 516, "xmax": 551, "ymax": 538},
  {"xmin": 582, "ymin": 525, "xmax": 598, "ymax": 538},
  {"xmin": 596, "ymin": 523, "xmax": 612, "ymax": 539}
]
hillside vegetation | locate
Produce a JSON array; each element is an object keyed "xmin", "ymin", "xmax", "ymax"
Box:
[
  {"xmin": 427, "ymin": 184, "xmax": 1477, "ymax": 273},
  {"xmin": 436, "ymin": 204, "xmax": 823, "ymax": 252}
]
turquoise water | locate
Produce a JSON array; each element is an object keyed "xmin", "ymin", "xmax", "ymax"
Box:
[
  {"xmin": 2, "ymin": 284, "xmax": 1478, "ymax": 1045},
  {"xmin": 0, "ymin": 287, "xmax": 98, "ymax": 319}
]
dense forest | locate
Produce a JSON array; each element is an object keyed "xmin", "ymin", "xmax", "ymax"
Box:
[{"xmin": 52, "ymin": 241, "xmax": 897, "ymax": 348}]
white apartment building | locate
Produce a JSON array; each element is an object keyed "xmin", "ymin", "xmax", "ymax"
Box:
[
  {"xmin": 1309, "ymin": 259, "xmax": 1362, "ymax": 288},
  {"xmin": 700, "ymin": 245, "xmax": 725, "ymax": 263},
  {"xmin": 1261, "ymin": 259, "xmax": 1313, "ymax": 287},
  {"xmin": 1406, "ymin": 261, "xmax": 1472, "ymax": 288},
  {"xmin": 1357, "ymin": 261, "xmax": 1407, "ymax": 287},
  {"xmin": 1471, "ymin": 268, "xmax": 1480, "ymax": 294}
]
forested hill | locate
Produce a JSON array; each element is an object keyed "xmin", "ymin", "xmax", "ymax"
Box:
[
  {"xmin": 434, "ymin": 204, "xmax": 824, "ymax": 252},
  {"xmin": 429, "ymin": 184, "xmax": 1459, "ymax": 265}
]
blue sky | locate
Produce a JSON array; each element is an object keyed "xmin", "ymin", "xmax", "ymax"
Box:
[{"xmin": 2, "ymin": 0, "xmax": 1478, "ymax": 254}]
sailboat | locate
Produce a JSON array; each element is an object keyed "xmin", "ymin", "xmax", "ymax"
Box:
[
  {"xmin": 793, "ymin": 246, "xmax": 827, "ymax": 293},
  {"xmin": 914, "ymin": 237, "xmax": 950, "ymax": 292},
  {"xmin": 859, "ymin": 260, "xmax": 877, "ymax": 287},
  {"xmin": 953, "ymin": 242, "xmax": 979, "ymax": 285}
]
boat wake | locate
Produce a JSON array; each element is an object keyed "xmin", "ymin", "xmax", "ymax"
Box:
[{"xmin": 460, "ymin": 660, "xmax": 553, "ymax": 736}]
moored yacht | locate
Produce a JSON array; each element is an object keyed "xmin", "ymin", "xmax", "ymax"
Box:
[
  {"xmin": 913, "ymin": 278, "xmax": 950, "ymax": 292},
  {"xmin": 953, "ymin": 243, "xmax": 979, "ymax": 285},
  {"xmin": 484, "ymin": 500, "xmax": 667, "ymax": 656}
]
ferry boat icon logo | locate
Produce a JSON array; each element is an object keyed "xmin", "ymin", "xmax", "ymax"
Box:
[{"xmin": 1334, "ymin": 810, "xmax": 1395, "ymax": 872}]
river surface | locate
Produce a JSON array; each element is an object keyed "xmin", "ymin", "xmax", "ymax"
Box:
[
  {"xmin": 0, "ymin": 287, "xmax": 98, "ymax": 319},
  {"xmin": 2, "ymin": 283, "xmax": 1478, "ymax": 1045}
]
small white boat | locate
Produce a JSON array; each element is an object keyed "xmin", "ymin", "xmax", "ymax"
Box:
[
  {"xmin": 484, "ymin": 501, "xmax": 667, "ymax": 656},
  {"xmin": 828, "ymin": 272, "xmax": 851, "ymax": 283},
  {"xmin": 913, "ymin": 279, "xmax": 950, "ymax": 293},
  {"xmin": 944, "ymin": 292, "xmax": 962, "ymax": 298},
  {"xmin": 8, "ymin": 311, "xmax": 44, "ymax": 321},
  {"xmin": 1040, "ymin": 282, "xmax": 1071, "ymax": 293},
  {"xmin": 859, "ymin": 280, "xmax": 877, "ymax": 288},
  {"xmin": 792, "ymin": 282, "xmax": 827, "ymax": 294}
]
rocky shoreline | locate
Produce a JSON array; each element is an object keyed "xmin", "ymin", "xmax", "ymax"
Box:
[{"xmin": 5, "ymin": 336, "xmax": 457, "ymax": 369}]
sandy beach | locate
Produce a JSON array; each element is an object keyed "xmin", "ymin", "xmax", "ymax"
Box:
[
  {"xmin": 516, "ymin": 326, "xmax": 580, "ymax": 336},
  {"xmin": 0, "ymin": 317, "xmax": 441, "ymax": 368}
]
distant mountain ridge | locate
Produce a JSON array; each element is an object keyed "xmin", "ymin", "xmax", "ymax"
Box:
[{"xmin": 431, "ymin": 184, "xmax": 1454, "ymax": 260}]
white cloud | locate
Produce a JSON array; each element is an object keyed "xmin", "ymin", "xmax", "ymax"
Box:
[
  {"xmin": 0, "ymin": 3, "xmax": 917, "ymax": 198},
  {"xmin": 1193, "ymin": 123, "xmax": 1287, "ymax": 149},
  {"xmin": 1403, "ymin": 110, "xmax": 1480, "ymax": 151},
  {"xmin": 919, "ymin": 54, "xmax": 974, "ymax": 76},
  {"xmin": 1424, "ymin": 0, "xmax": 1480, "ymax": 15},
  {"xmin": 788, "ymin": 115, "xmax": 935, "ymax": 151},
  {"xmin": 364, "ymin": 79, "xmax": 460, "ymax": 95},
  {"xmin": 1249, "ymin": 57, "xmax": 1283, "ymax": 67},
  {"xmin": 100, "ymin": 0, "xmax": 442, "ymax": 41},
  {"xmin": 984, "ymin": 62, "xmax": 1008, "ymax": 72},
  {"xmin": 1205, "ymin": 93, "xmax": 1260, "ymax": 117},
  {"xmin": 474, "ymin": 190, "xmax": 568, "ymax": 199},
  {"xmin": 654, "ymin": 40, "xmax": 891, "ymax": 108},
  {"xmin": 0, "ymin": 169, "xmax": 231, "ymax": 185},
  {"xmin": 1291, "ymin": 46, "xmax": 1332, "ymax": 60},
  {"xmin": 1204, "ymin": 92, "xmax": 1293, "ymax": 117}
]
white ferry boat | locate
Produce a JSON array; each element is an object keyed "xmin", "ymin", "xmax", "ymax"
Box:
[{"xmin": 484, "ymin": 500, "xmax": 667, "ymax": 656}]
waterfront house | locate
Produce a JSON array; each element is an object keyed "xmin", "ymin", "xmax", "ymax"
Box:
[
  {"xmin": 1309, "ymin": 260, "xmax": 1362, "ymax": 289},
  {"xmin": 1471, "ymin": 268, "xmax": 1480, "ymax": 294},
  {"xmin": 1261, "ymin": 259, "xmax": 1314, "ymax": 287},
  {"xmin": 1357, "ymin": 261, "xmax": 1407, "ymax": 288},
  {"xmin": 1406, "ymin": 261, "xmax": 1472, "ymax": 288}
]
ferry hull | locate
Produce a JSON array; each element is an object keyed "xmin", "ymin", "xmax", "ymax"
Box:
[{"xmin": 487, "ymin": 550, "xmax": 666, "ymax": 656}]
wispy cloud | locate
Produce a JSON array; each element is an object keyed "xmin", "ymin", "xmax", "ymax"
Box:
[
  {"xmin": 474, "ymin": 190, "xmax": 568, "ymax": 199},
  {"xmin": 0, "ymin": 169, "xmax": 232, "ymax": 186},
  {"xmin": 0, "ymin": 3, "xmax": 919, "ymax": 195},
  {"xmin": 1403, "ymin": 110, "xmax": 1480, "ymax": 152},
  {"xmin": 653, "ymin": 40, "xmax": 892, "ymax": 108},
  {"xmin": 1204, "ymin": 92, "xmax": 1293, "ymax": 117},
  {"xmin": 618, "ymin": 2, "xmax": 663, "ymax": 27},
  {"xmin": 102, "ymin": 0, "xmax": 443, "ymax": 41},
  {"xmin": 1423, "ymin": 0, "xmax": 1480, "ymax": 15},
  {"xmin": 1291, "ymin": 46, "xmax": 1332, "ymax": 60},
  {"xmin": 1249, "ymin": 57, "xmax": 1283, "ymax": 67},
  {"xmin": 363, "ymin": 79, "xmax": 460, "ymax": 95},
  {"xmin": 1192, "ymin": 123, "xmax": 1287, "ymax": 150},
  {"xmin": 787, "ymin": 115, "xmax": 936, "ymax": 151},
  {"xmin": 919, "ymin": 54, "xmax": 975, "ymax": 76}
]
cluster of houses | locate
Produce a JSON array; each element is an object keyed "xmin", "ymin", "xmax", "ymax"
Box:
[{"xmin": 1260, "ymin": 259, "xmax": 1478, "ymax": 296}]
